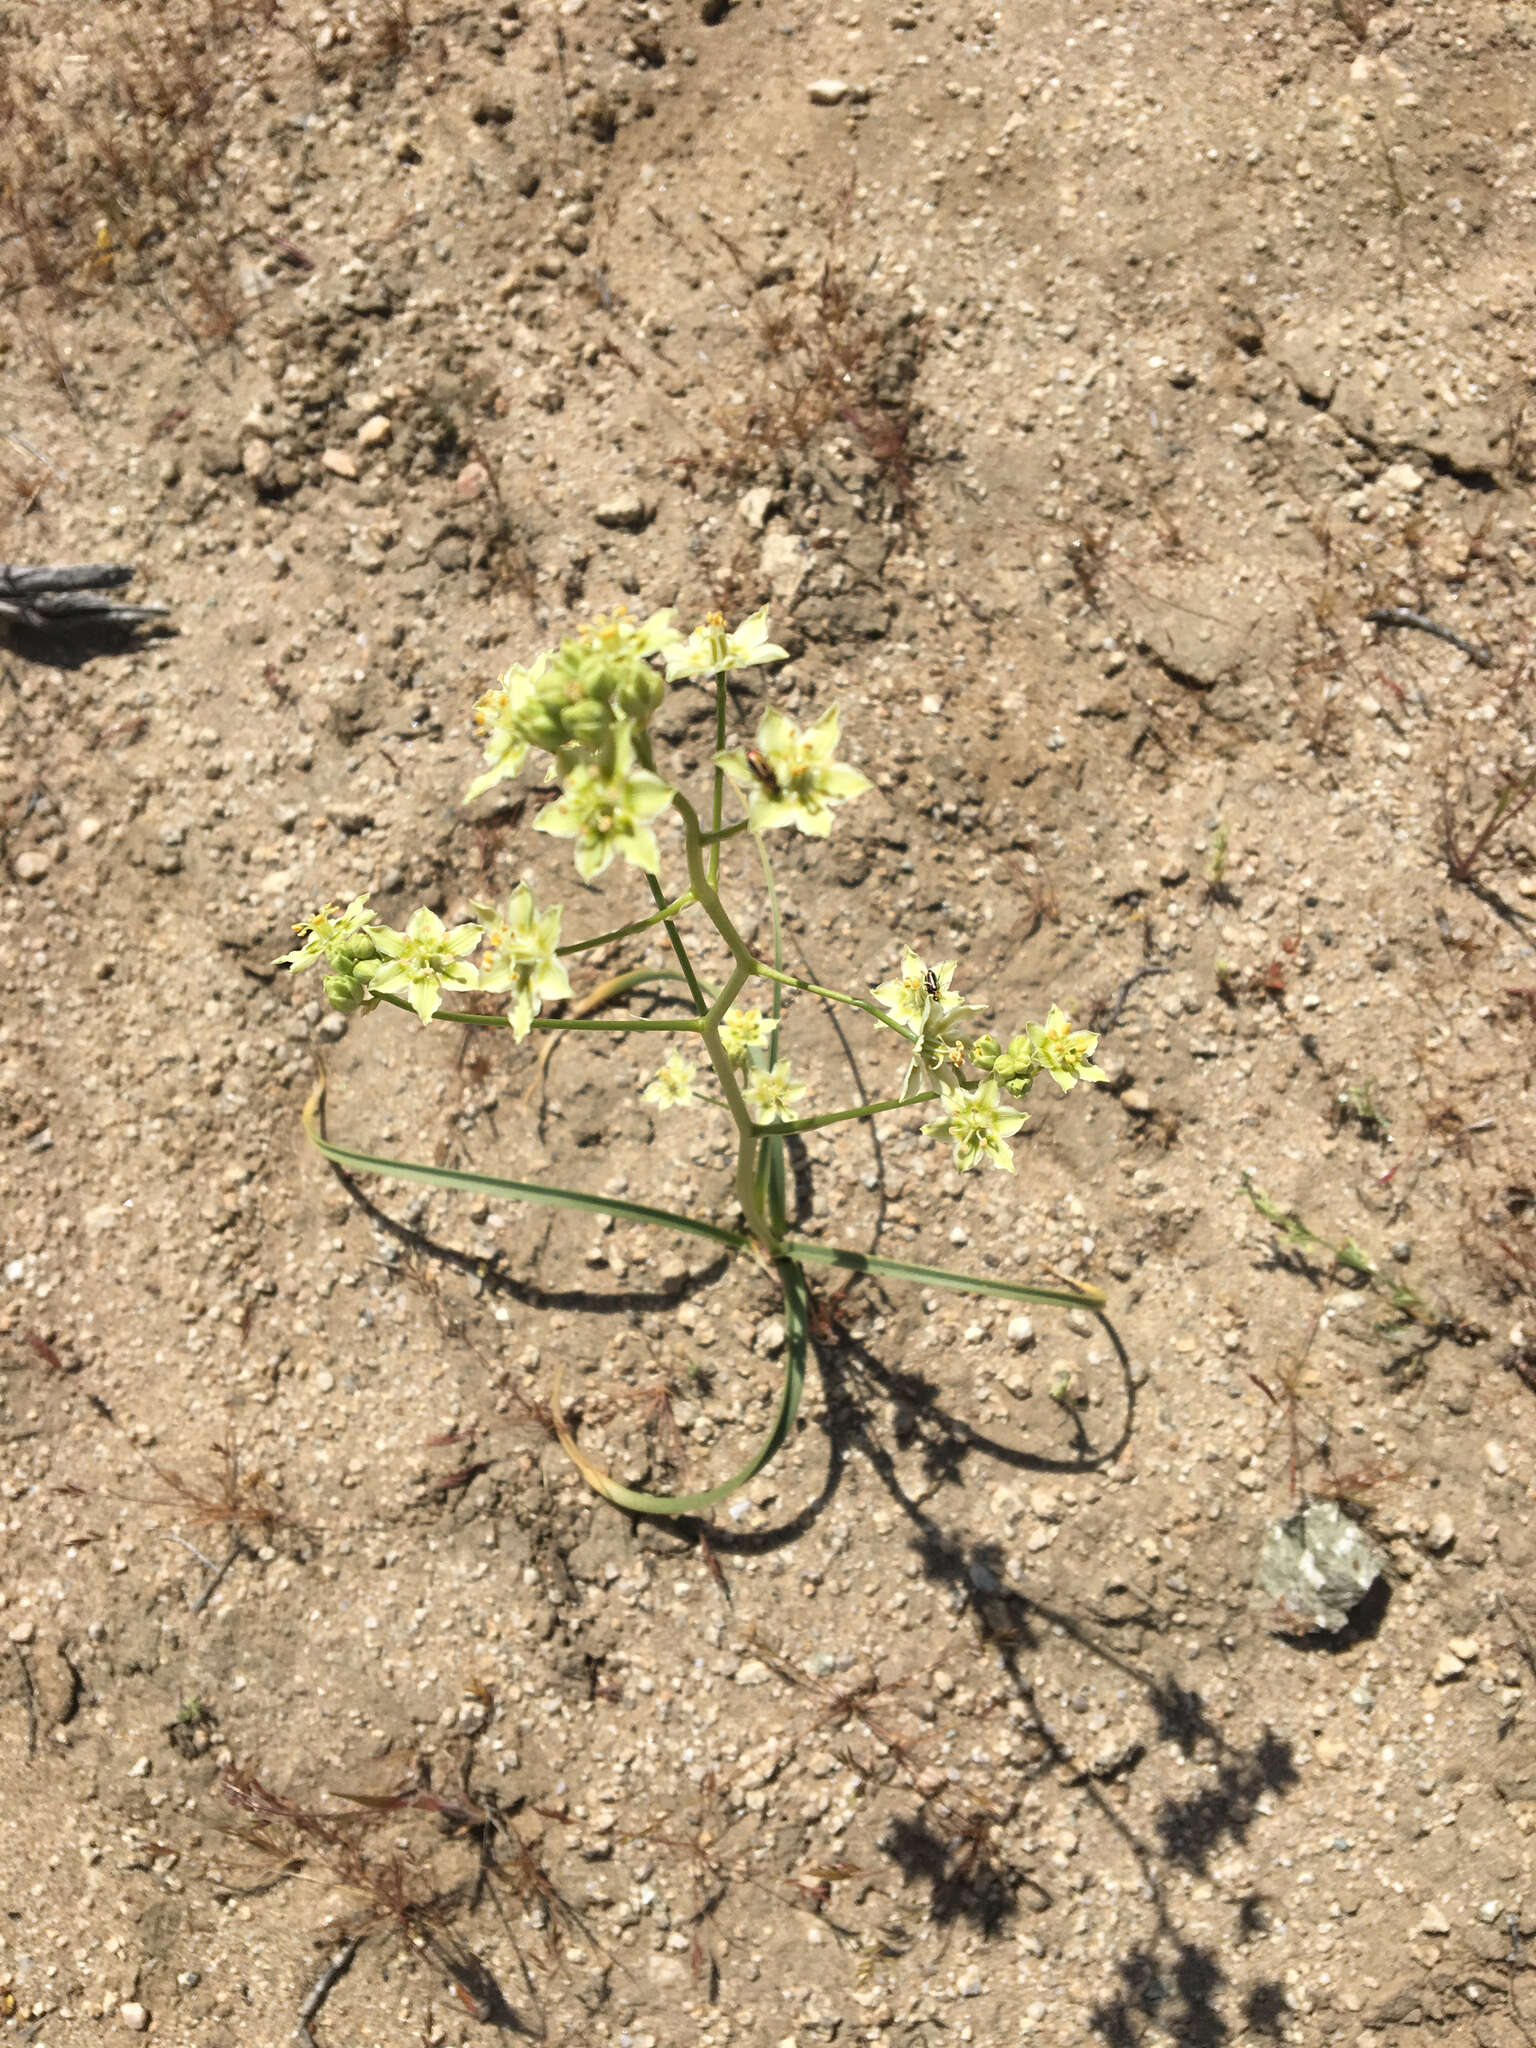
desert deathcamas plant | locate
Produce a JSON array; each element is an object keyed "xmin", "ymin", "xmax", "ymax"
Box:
[{"xmin": 286, "ymin": 604, "xmax": 1106, "ymax": 1512}]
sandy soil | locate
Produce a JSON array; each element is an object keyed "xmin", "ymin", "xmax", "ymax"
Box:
[{"xmin": 4, "ymin": 2, "xmax": 1536, "ymax": 2043}]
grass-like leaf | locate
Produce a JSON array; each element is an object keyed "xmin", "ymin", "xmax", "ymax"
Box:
[
  {"xmin": 302, "ymin": 1070, "xmax": 751, "ymax": 1254},
  {"xmin": 779, "ymin": 1238, "xmax": 1104, "ymax": 1312}
]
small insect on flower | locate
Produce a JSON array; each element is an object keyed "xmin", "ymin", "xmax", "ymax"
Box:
[
  {"xmin": 716, "ymin": 705, "xmax": 871, "ymax": 838},
  {"xmin": 923, "ymin": 966, "xmax": 942, "ymax": 1000}
]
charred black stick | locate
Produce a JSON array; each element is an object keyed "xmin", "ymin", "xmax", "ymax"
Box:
[
  {"xmin": 1365, "ymin": 607, "xmax": 1493, "ymax": 669},
  {"xmin": 0, "ymin": 562, "xmax": 169, "ymax": 630}
]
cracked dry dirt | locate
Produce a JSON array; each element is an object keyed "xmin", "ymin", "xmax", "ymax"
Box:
[{"xmin": 4, "ymin": 2, "xmax": 1536, "ymax": 2044}]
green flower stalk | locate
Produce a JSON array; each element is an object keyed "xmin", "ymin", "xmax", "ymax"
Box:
[
  {"xmin": 474, "ymin": 883, "xmax": 573, "ymax": 1041},
  {"xmin": 288, "ymin": 597, "xmax": 1109, "ymax": 1519}
]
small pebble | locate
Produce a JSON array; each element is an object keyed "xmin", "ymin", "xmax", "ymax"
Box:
[
  {"xmin": 1486, "ymin": 1440, "xmax": 1510, "ymax": 1476},
  {"xmin": 356, "ymin": 413, "xmax": 392, "ymax": 448},
  {"xmin": 737, "ymin": 485, "xmax": 778, "ymax": 530},
  {"xmin": 808, "ymin": 78, "xmax": 849, "ymax": 105},
  {"xmin": 593, "ymin": 488, "xmax": 653, "ymax": 531},
  {"xmin": 241, "ymin": 437, "xmax": 274, "ymax": 483},
  {"xmin": 321, "ymin": 447, "xmax": 359, "ymax": 480},
  {"xmin": 14, "ymin": 848, "xmax": 51, "ymax": 881},
  {"xmin": 78, "ymin": 815, "xmax": 104, "ymax": 843},
  {"xmin": 313, "ymin": 1369, "xmax": 335, "ymax": 1393},
  {"xmin": 1007, "ymin": 1314, "xmax": 1035, "ymax": 1349},
  {"xmin": 8, "ymin": 1620, "xmax": 36, "ymax": 1644},
  {"xmin": 1425, "ymin": 1512, "xmax": 1456, "ymax": 1554},
  {"xmin": 119, "ymin": 2002, "xmax": 149, "ymax": 2033},
  {"xmin": 1418, "ymin": 1902, "xmax": 1450, "ymax": 1936}
]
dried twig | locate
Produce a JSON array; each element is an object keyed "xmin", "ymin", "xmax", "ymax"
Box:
[
  {"xmin": 1365, "ymin": 605, "xmax": 1493, "ymax": 669},
  {"xmin": 10, "ymin": 1642, "xmax": 39, "ymax": 1758},
  {"xmin": 295, "ymin": 1937, "xmax": 360, "ymax": 2047},
  {"xmin": 1098, "ymin": 964, "xmax": 1170, "ymax": 1034},
  {"xmin": 190, "ymin": 1535, "xmax": 247, "ymax": 1616}
]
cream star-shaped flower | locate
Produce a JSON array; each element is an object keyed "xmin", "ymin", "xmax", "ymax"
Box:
[
  {"xmin": 368, "ymin": 907, "xmax": 483, "ymax": 1024},
  {"xmin": 465, "ymin": 652, "xmax": 551, "ymax": 803},
  {"xmin": 533, "ymin": 724, "xmax": 676, "ymax": 882},
  {"xmin": 742, "ymin": 1057, "xmax": 808, "ymax": 1125},
  {"xmin": 718, "ymin": 1004, "xmax": 773, "ymax": 1064},
  {"xmin": 871, "ymin": 949, "xmax": 975, "ymax": 1033},
  {"xmin": 716, "ymin": 704, "xmax": 870, "ymax": 838},
  {"xmin": 472, "ymin": 883, "xmax": 573, "ymax": 1041},
  {"xmin": 664, "ymin": 605, "xmax": 787, "ymax": 682},
  {"xmin": 1025, "ymin": 1004, "xmax": 1108, "ymax": 1093},
  {"xmin": 642, "ymin": 1052, "xmax": 699, "ymax": 1109},
  {"xmin": 921, "ymin": 1076, "xmax": 1028, "ymax": 1173},
  {"xmin": 871, "ymin": 948, "xmax": 987, "ymax": 1099},
  {"xmin": 276, "ymin": 895, "xmax": 380, "ymax": 973}
]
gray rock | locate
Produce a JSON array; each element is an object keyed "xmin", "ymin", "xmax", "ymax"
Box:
[{"xmin": 1257, "ymin": 1500, "xmax": 1385, "ymax": 1633}]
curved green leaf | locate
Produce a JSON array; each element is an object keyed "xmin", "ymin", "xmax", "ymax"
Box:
[
  {"xmin": 302, "ymin": 1070, "xmax": 751, "ymax": 1254},
  {"xmin": 778, "ymin": 1236, "xmax": 1105, "ymax": 1312},
  {"xmin": 551, "ymin": 1256, "xmax": 810, "ymax": 1515}
]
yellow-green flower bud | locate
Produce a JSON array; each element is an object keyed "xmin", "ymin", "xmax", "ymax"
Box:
[
  {"xmin": 323, "ymin": 972, "xmax": 369, "ymax": 1014},
  {"xmin": 990, "ymin": 1031, "xmax": 1040, "ymax": 1098},
  {"xmin": 332, "ymin": 930, "xmax": 379, "ymax": 969}
]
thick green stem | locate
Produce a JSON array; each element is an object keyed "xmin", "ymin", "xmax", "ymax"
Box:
[{"xmin": 667, "ymin": 789, "xmax": 781, "ymax": 1248}]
